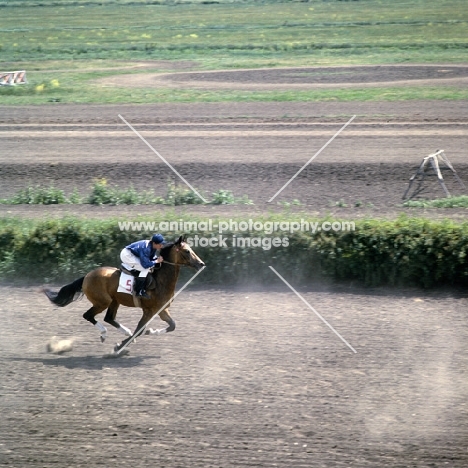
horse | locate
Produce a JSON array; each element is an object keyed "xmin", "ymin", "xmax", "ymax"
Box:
[{"xmin": 44, "ymin": 235, "xmax": 205, "ymax": 353}]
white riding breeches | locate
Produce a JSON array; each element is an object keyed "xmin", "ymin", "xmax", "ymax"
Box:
[{"xmin": 120, "ymin": 248, "xmax": 151, "ymax": 277}]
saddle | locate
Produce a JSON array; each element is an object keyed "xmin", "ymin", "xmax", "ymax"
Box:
[{"xmin": 119, "ymin": 265, "xmax": 156, "ymax": 290}]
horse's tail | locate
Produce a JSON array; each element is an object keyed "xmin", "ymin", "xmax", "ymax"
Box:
[{"xmin": 43, "ymin": 277, "xmax": 85, "ymax": 307}]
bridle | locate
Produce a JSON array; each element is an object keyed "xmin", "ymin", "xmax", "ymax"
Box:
[{"xmin": 158, "ymin": 245, "xmax": 191, "ymax": 268}]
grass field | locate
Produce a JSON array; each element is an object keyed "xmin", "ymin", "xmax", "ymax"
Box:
[{"xmin": 1, "ymin": 0, "xmax": 467, "ymax": 104}]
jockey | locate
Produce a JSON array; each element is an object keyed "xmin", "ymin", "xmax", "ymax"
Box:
[{"xmin": 120, "ymin": 233, "xmax": 165, "ymax": 299}]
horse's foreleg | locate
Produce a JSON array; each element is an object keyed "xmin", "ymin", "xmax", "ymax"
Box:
[
  {"xmin": 114, "ymin": 314, "xmax": 151, "ymax": 353},
  {"xmin": 83, "ymin": 306, "xmax": 108, "ymax": 343},
  {"xmin": 104, "ymin": 300, "xmax": 132, "ymax": 337},
  {"xmin": 145, "ymin": 309, "xmax": 176, "ymax": 336}
]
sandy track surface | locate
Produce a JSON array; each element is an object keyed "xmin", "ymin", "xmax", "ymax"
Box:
[
  {"xmin": 1, "ymin": 285, "xmax": 467, "ymax": 467},
  {"xmin": 2, "ymin": 100, "xmax": 467, "ymax": 124},
  {"xmin": 1, "ymin": 108, "xmax": 467, "ymax": 218},
  {"xmin": 97, "ymin": 64, "xmax": 468, "ymax": 90}
]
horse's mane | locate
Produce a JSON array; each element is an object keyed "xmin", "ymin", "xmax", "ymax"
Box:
[
  {"xmin": 159, "ymin": 242, "xmax": 175, "ymax": 260},
  {"xmin": 150, "ymin": 242, "xmax": 175, "ymax": 281}
]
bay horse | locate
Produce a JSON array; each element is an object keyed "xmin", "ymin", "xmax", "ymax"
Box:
[{"xmin": 44, "ymin": 235, "xmax": 205, "ymax": 353}]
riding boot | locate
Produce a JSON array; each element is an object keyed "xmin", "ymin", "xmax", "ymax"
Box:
[{"xmin": 134, "ymin": 277, "xmax": 150, "ymax": 299}]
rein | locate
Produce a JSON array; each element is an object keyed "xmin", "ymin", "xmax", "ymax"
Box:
[{"xmin": 161, "ymin": 260, "xmax": 190, "ymax": 267}]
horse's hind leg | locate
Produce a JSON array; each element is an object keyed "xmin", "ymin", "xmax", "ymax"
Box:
[
  {"xmin": 83, "ymin": 305, "xmax": 109, "ymax": 343},
  {"xmin": 104, "ymin": 299, "xmax": 132, "ymax": 337},
  {"xmin": 145, "ymin": 309, "xmax": 176, "ymax": 336}
]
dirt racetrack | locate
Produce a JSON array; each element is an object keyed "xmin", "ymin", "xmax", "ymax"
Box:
[
  {"xmin": 1, "ymin": 285, "xmax": 468, "ymax": 467},
  {"xmin": 1, "ymin": 64, "xmax": 468, "ymax": 467}
]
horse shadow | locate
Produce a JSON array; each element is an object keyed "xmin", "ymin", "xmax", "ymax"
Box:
[{"xmin": 10, "ymin": 354, "xmax": 160, "ymax": 370}]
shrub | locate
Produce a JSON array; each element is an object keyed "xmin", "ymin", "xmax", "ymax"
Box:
[
  {"xmin": 165, "ymin": 182, "xmax": 206, "ymax": 206},
  {"xmin": 315, "ymin": 217, "xmax": 468, "ymax": 288},
  {"xmin": 211, "ymin": 190, "xmax": 253, "ymax": 205},
  {"xmin": 1, "ymin": 181, "xmax": 251, "ymax": 206},
  {"xmin": 87, "ymin": 179, "xmax": 118, "ymax": 205},
  {"xmin": 211, "ymin": 189, "xmax": 235, "ymax": 205},
  {"xmin": 8, "ymin": 185, "xmax": 68, "ymax": 205},
  {"xmin": 1, "ymin": 216, "xmax": 467, "ymax": 288},
  {"xmin": 87, "ymin": 179, "xmax": 165, "ymax": 205}
]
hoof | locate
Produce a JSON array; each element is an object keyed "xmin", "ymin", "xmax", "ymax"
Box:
[
  {"xmin": 113, "ymin": 343, "xmax": 130, "ymax": 356},
  {"xmin": 104, "ymin": 349, "xmax": 129, "ymax": 358},
  {"xmin": 100, "ymin": 335, "xmax": 106, "ymax": 343}
]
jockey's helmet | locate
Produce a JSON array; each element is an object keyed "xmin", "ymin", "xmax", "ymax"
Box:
[{"xmin": 151, "ymin": 233, "xmax": 165, "ymax": 244}]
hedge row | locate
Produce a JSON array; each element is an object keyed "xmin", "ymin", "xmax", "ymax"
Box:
[{"xmin": 1, "ymin": 216, "xmax": 467, "ymax": 288}]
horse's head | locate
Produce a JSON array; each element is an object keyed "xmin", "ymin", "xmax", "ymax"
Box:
[{"xmin": 160, "ymin": 235, "xmax": 205, "ymax": 271}]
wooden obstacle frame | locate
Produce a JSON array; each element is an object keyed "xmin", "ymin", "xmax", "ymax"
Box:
[
  {"xmin": 0, "ymin": 71, "xmax": 27, "ymax": 86},
  {"xmin": 403, "ymin": 149, "xmax": 466, "ymax": 200}
]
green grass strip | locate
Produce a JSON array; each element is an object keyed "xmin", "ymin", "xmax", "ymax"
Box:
[
  {"xmin": 404, "ymin": 195, "xmax": 468, "ymax": 208},
  {"xmin": 2, "ymin": 83, "xmax": 467, "ymax": 105}
]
